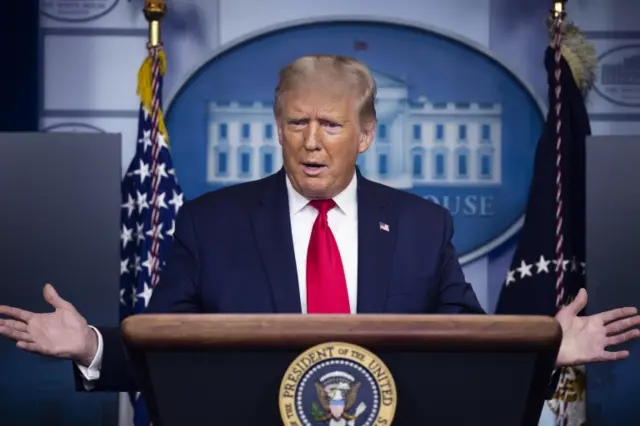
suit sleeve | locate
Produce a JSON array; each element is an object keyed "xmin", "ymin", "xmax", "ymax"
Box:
[
  {"xmin": 72, "ymin": 326, "xmax": 136, "ymax": 392},
  {"xmin": 435, "ymin": 209, "xmax": 486, "ymax": 314},
  {"xmin": 73, "ymin": 201, "xmax": 203, "ymax": 392}
]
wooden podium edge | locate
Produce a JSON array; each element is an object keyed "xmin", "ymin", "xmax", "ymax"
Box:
[{"xmin": 121, "ymin": 314, "xmax": 562, "ymax": 350}]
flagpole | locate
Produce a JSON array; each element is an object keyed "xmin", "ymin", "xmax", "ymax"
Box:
[
  {"xmin": 552, "ymin": 0, "xmax": 566, "ymax": 310},
  {"xmin": 551, "ymin": 3, "xmax": 569, "ymax": 424},
  {"xmin": 143, "ymin": 0, "xmax": 167, "ymax": 290},
  {"xmin": 126, "ymin": 3, "xmax": 171, "ymax": 425}
]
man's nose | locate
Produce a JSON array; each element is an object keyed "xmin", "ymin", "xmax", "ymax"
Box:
[{"xmin": 303, "ymin": 122, "xmax": 322, "ymax": 151}]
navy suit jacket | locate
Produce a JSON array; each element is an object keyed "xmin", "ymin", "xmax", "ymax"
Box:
[{"xmin": 74, "ymin": 167, "xmax": 489, "ymax": 392}]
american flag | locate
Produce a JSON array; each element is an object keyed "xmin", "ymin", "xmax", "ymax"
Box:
[{"xmin": 119, "ymin": 45, "xmax": 184, "ymax": 426}]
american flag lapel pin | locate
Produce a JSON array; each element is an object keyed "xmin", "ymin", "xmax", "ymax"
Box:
[{"xmin": 379, "ymin": 222, "xmax": 390, "ymax": 232}]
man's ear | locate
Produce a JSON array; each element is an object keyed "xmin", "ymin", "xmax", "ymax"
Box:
[
  {"xmin": 276, "ymin": 117, "xmax": 284, "ymax": 147},
  {"xmin": 358, "ymin": 121, "xmax": 376, "ymax": 154}
]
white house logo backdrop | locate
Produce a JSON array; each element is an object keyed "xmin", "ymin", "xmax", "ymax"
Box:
[
  {"xmin": 164, "ymin": 20, "xmax": 544, "ymax": 262},
  {"xmin": 594, "ymin": 44, "xmax": 640, "ymax": 107},
  {"xmin": 41, "ymin": 0, "xmax": 120, "ymax": 22}
]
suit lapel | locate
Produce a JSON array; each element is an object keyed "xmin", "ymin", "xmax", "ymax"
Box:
[
  {"xmin": 356, "ymin": 172, "xmax": 398, "ymax": 313},
  {"xmin": 251, "ymin": 169, "xmax": 302, "ymax": 313}
]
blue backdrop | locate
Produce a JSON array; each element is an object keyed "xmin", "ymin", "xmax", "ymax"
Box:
[{"xmin": 165, "ymin": 20, "xmax": 544, "ymax": 259}]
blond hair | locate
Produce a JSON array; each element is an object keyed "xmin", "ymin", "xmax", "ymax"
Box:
[{"xmin": 273, "ymin": 54, "xmax": 377, "ymax": 131}]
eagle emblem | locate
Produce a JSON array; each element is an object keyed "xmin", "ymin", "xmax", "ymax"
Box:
[
  {"xmin": 279, "ymin": 342, "xmax": 396, "ymax": 425},
  {"xmin": 311, "ymin": 371, "xmax": 367, "ymax": 426}
]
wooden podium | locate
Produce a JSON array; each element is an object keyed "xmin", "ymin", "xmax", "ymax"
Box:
[{"xmin": 121, "ymin": 314, "xmax": 561, "ymax": 426}]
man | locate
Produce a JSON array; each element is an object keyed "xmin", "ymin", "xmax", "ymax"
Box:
[{"xmin": 1, "ymin": 55, "xmax": 639, "ymax": 394}]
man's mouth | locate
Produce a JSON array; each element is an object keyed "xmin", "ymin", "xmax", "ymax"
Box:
[
  {"xmin": 302, "ymin": 162, "xmax": 326, "ymax": 168},
  {"xmin": 302, "ymin": 162, "xmax": 327, "ymax": 175}
]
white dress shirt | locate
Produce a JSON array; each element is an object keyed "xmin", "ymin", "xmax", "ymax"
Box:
[
  {"xmin": 77, "ymin": 171, "xmax": 359, "ymax": 384},
  {"xmin": 286, "ymin": 171, "xmax": 359, "ymax": 314}
]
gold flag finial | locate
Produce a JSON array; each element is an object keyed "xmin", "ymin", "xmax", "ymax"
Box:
[
  {"xmin": 546, "ymin": 0, "xmax": 598, "ymax": 97},
  {"xmin": 552, "ymin": 0, "xmax": 566, "ymax": 18},
  {"xmin": 144, "ymin": 0, "xmax": 167, "ymax": 47}
]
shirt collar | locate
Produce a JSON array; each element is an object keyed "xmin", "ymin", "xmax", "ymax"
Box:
[{"xmin": 285, "ymin": 169, "xmax": 358, "ymax": 218}]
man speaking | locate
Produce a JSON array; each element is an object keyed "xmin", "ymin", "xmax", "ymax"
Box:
[{"xmin": 1, "ymin": 55, "xmax": 639, "ymax": 394}]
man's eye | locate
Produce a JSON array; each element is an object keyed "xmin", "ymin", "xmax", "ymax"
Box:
[{"xmin": 321, "ymin": 121, "xmax": 341, "ymax": 128}]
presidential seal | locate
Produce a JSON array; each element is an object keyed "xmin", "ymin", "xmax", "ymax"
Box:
[{"xmin": 279, "ymin": 342, "xmax": 397, "ymax": 426}]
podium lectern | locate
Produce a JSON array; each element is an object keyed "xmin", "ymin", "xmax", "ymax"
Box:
[{"xmin": 121, "ymin": 314, "xmax": 561, "ymax": 426}]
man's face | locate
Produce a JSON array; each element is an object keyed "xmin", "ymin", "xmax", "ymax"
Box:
[{"xmin": 277, "ymin": 81, "xmax": 375, "ymax": 200}]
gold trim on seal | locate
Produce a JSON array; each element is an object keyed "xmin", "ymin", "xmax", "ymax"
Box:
[{"xmin": 279, "ymin": 341, "xmax": 397, "ymax": 425}]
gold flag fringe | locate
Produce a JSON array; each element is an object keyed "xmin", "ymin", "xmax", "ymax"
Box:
[{"xmin": 137, "ymin": 50, "xmax": 169, "ymax": 145}]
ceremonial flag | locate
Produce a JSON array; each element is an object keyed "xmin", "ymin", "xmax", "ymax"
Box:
[
  {"xmin": 494, "ymin": 14, "xmax": 596, "ymax": 426},
  {"xmin": 119, "ymin": 45, "xmax": 184, "ymax": 426}
]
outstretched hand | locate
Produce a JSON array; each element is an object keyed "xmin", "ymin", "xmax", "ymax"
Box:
[
  {"xmin": 0, "ymin": 283, "xmax": 97, "ymax": 366},
  {"xmin": 555, "ymin": 288, "xmax": 640, "ymax": 367}
]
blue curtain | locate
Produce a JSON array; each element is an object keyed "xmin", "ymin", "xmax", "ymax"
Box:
[{"xmin": 0, "ymin": 0, "xmax": 39, "ymax": 131}]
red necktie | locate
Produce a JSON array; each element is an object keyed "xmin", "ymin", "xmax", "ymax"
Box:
[{"xmin": 306, "ymin": 199, "xmax": 350, "ymax": 313}]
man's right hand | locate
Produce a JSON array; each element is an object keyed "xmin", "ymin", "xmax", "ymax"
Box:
[{"xmin": 0, "ymin": 283, "xmax": 98, "ymax": 367}]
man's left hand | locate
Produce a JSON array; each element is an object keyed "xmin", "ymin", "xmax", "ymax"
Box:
[{"xmin": 555, "ymin": 288, "xmax": 640, "ymax": 367}]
